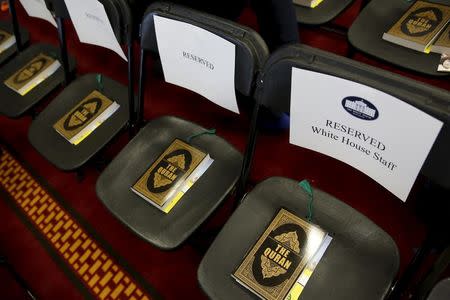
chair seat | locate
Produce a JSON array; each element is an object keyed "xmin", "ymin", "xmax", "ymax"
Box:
[
  {"xmin": 428, "ymin": 278, "xmax": 450, "ymax": 300},
  {"xmin": 96, "ymin": 116, "xmax": 243, "ymax": 250},
  {"xmin": 0, "ymin": 43, "xmax": 76, "ymax": 118},
  {"xmin": 198, "ymin": 177, "xmax": 399, "ymax": 300},
  {"xmin": 295, "ymin": 0, "xmax": 354, "ymax": 25},
  {"xmin": 348, "ymin": 0, "xmax": 448, "ymax": 76},
  {"xmin": 28, "ymin": 74, "xmax": 130, "ymax": 171},
  {"xmin": 0, "ymin": 21, "xmax": 29, "ymax": 66}
]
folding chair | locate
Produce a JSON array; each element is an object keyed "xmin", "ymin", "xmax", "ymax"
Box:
[
  {"xmin": 0, "ymin": 0, "xmax": 29, "ymax": 66},
  {"xmin": 294, "ymin": 0, "xmax": 355, "ymax": 26},
  {"xmin": 198, "ymin": 44, "xmax": 450, "ymax": 299},
  {"xmin": 427, "ymin": 278, "xmax": 450, "ymax": 300},
  {"xmin": 28, "ymin": 0, "xmax": 135, "ymax": 171},
  {"xmin": 0, "ymin": 0, "xmax": 75, "ymax": 118},
  {"xmin": 96, "ymin": 1, "xmax": 269, "ymax": 250},
  {"xmin": 348, "ymin": 0, "xmax": 448, "ymax": 76}
]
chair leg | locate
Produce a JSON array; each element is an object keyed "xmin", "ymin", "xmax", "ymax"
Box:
[
  {"xmin": 0, "ymin": 256, "xmax": 37, "ymax": 300},
  {"xmin": 387, "ymin": 233, "xmax": 439, "ymax": 300}
]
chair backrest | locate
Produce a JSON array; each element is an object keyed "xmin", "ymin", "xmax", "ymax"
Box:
[
  {"xmin": 255, "ymin": 44, "xmax": 450, "ymax": 191},
  {"xmin": 140, "ymin": 1, "xmax": 269, "ymax": 98},
  {"xmin": 45, "ymin": 0, "xmax": 133, "ymax": 45},
  {"xmin": 45, "ymin": 0, "xmax": 136, "ymax": 121}
]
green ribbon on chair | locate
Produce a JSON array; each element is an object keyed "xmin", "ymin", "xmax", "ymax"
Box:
[
  {"xmin": 299, "ymin": 179, "xmax": 314, "ymax": 222},
  {"xmin": 186, "ymin": 128, "xmax": 216, "ymax": 144},
  {"xmin": 96, "ymin": 74, "xmax": 104, "ymax": 92}
]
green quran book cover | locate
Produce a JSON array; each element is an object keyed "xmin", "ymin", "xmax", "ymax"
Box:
[
  {"xmin": 431, "ymin": 23, "xmax": 450, "ymax": 53},
  {"xmin": 4, "ymin": 53, "xmax": 59, "ymax": 95},
  {"xmin": 382, "ymin": 1, "xmax": 450, "ymax": 53},
  {"xmin": 232, "ymin": 209, "xmax": 327, "ymax": 300},
  {"xmin": 132, "ymin": 139, "xmax": 208, "ymax": 207},
  {"xmin": 53, "ymin": 90, "xmax": 117, "ymax": 144}
]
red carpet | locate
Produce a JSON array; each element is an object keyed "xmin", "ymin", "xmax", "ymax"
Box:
[{"xmin": 0, "ymin": 1, "xmax": 448, "ymax": 299}]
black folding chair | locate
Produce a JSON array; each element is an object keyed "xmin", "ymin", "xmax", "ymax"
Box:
[
  {"xmin": 198, "ymin": 44, "xmax": 450, "ymax": 300},
  {"xmin": 96, "ymin": 1, "xmax": 269, "ymax": 250},
  {"xmin": 28, "ymin": 0, "xmax": 135, "ymax": 171},
  {"xmin": 427, "ymin": 278, "xmax": 450, "ymax": 300},
  {"xmin": 0, "ymin": 0, "xmax": 29, "ymax": 66},
  {"xmin": 348, "ymin": 0, "xmax": 449, "ymax": 76},
  {"xmin": 294, "ymin": 0, "xmax": 355, "ymax": 26},
  {"xmin": 0, "ymin": 0, "xmax": 76, "ymax": 118}
]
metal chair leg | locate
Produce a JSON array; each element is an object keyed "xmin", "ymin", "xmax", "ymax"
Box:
[{"xmin": 0, "ymin": 256, "xmax": 37, "ymax": 300}]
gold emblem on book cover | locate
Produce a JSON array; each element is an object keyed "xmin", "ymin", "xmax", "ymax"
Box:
[
  {"xmin": 261, "ymin": 255, "xmax": 287, "ymax": 279},
  {"xmin": 274, "ymin": 231, "xmax": 301, "ymax": 253},
  {"xmin": 64, "ymin": 98, "xmax": 102, "ymax": 130},
  {"xmin": 14, "ymin": 57, "xmax": 48, "ymax": 84},
  {"xmin": 401, "ymin": 7, "xmax": 443, "ymax": 36},
  {"xmin": 167, "ymin": 154, "xmax": 186, "ymax": 170}
]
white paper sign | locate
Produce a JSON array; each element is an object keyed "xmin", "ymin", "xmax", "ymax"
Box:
[
  {"xmin": 19, "ymin": 0, "xmax": 57, "ymax": 27},
  {"xmin": 154, "ymin": 15, "xmax": 239, "ymax": 114},
  {"xmin": 64, "ymin": 0, "xmax": 127, "ymax": 61},
  {"xmin": 290, "ymin": 68, "xmax": 443, "ymax": 201}
]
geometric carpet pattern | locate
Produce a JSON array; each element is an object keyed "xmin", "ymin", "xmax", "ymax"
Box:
[{"xmin": 0, "ymin": 147, "xmax": 152, "ymax": 300}]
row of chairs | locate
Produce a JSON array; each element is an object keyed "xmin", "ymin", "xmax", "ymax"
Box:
[{"xmin": 0, "ymin": 1, "xmax": 449, "ymax": 299}]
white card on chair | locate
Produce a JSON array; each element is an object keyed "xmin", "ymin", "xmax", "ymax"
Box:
[
  {"xmin": 63, "ymin": 0, "xmax": 127, "ymax": 61},
  {"xmin": 19, "ymin": 0, "xmax": 57, "ymax": 27},
  {"xmin": 154, "ymin": 15, "xmax": 239, "ymax": 114},
  {"xmin": 289, "ymin": 67, "xmax": 443, "ymax": 202}
]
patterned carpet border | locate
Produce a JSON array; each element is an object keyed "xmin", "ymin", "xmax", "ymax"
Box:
[{"xmin": 0, "ymin": 146, "xmax": 161, "ymax": 300}]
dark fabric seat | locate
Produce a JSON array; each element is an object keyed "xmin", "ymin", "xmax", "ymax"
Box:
[
  {"xmin": 294, "ymin": 0, "xmax": 355, "ymax": 25},
  {"xmin": 198, "ymin": 43, "xmax": 450, "ymax": 299},
  {"xmin": 28, "ymin": 0, "xmax": 135, "ymax": 171},
  {"xmin": 199, "ymin": 177, "xmax": 399, "ymax": 300},
  {"xmin": 96, "ymin": 2, "xmax": 269, "ymax": 249},
  {"xmin": 348, "ymin": 0, "xmax": 448, "ymax": 76},
  {"xmin": 428, "ymin": 278, "xmax": 450, "ymax": 300},
  {"xmin": 0, "ymin": 43, "xmax": 76, "ymax": 118}
]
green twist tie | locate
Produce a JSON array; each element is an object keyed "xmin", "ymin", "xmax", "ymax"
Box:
[
  {"xmin": 96, "ymin": 74, "xmax": 104, "ymax": 92},
  {"xmin": 186, "ymin": 128, "xmax": 216, "ymax": 144},
  {"xmin": 299, "ymin": 179, "xmax": 314, "ymax": 222}
]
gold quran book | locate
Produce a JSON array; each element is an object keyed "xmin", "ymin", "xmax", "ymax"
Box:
[
  {"xmin": 4, "ymin": 53, "xmax": 61, "ymax": 96},
  {"xmin": 232, "ymin": 209, "xmax": 329, "ymax": 300},
  {"xmin": 382, "ymin": 1, "xmax": 450, "ymax": 53},
  {"xmin": 53, "ymin": 90, "xmax": 120, "ymax": 145},
  {"xmin": 293, "ymin": 0, "xmax": 324, "ymax": 9},
  {"xmin": 131, "ymin": 139, "xmax": 214, "ymax": 213},
  {"xmin": 0, "ymin": 29, "xmax": 15, "ymax": 54},
  {"xmin": 431, "ymin": 23, "xmax": 450, "ymax": 53}
]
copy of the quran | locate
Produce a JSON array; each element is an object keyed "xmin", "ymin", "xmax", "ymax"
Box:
[
  {"xmin": 232, "ymin": 209, "xmax": 331, "ymax": 300},
  {"xmin": 293, "ymin": 0, "xmax": 324, "ymax": 8},
  {"xmin": 382, "ymin": 1, "xmax": 450, "ymax": 53},
  {"xmin": 0, "ymin": 29, "xmax": 16, "ymax": 54},
  {"xmin": 4, "ymin": 53, "xmax": 61, "ymax": 96},
  {"xmin": 131, "ymin": 139, "xmax": 214, "ymax": 213},
  {"xmin": 53, "ymin": 90, "xmax": 120, "ymax": 145},
  {"xmin": 431, "ymin": 24, "xmax": 450, "ymax": 53}
]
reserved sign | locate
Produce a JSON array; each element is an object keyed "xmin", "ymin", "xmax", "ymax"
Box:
[
  {"xmin": 154, "ymin": 15, "xmax": 239, "ymax": 114},
  {"xmin": 290, "ymin": 68, "xmax": 443, "ymax": 201}
]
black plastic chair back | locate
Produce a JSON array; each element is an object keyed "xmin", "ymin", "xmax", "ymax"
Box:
[
  {"xmin": 45, "ymin": 0, "xmax": 132, "ymax": 45},
  {"xmin": 139, "ymin": 1, "xmax": 269, "ymax": 101},
  {"xmin": 255, "ymin": 44, "xmax": 449, "ymax": 191}
]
